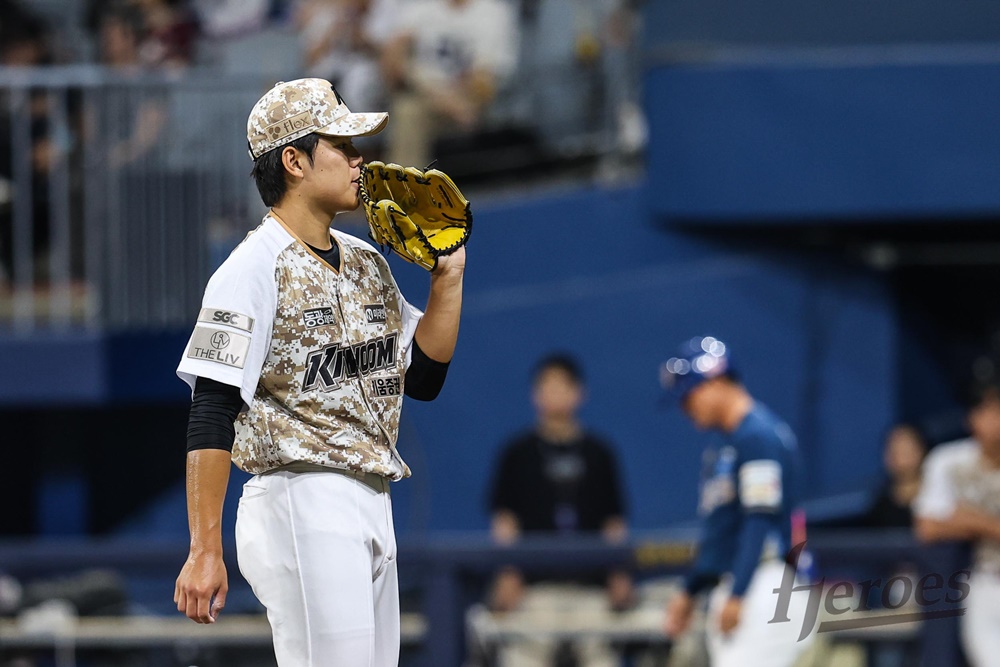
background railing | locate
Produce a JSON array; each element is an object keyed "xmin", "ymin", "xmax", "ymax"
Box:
[
  {"xmin": 0, "ymin": 57, "xmax": 633, "ymax": 332},
  {"xmin": 0, "ymin": 69, "xmax": 270, "ymax": 331},
  {"xmin": 0, "ymin": 530, "xmax": 969, "ymax": 667}
]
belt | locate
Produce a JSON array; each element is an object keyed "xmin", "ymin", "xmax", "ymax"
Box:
[{"xmin": 263, "ymin": 461, "xmax": 387, "ymax": 494}]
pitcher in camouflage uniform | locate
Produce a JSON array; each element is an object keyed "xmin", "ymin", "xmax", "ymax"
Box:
[
  {"xmin": 915, "ymin": 377, "xmax": 1000, "ymax": 667},
  {"xmin": 173, "ymin": 78, "xmax": 465, "ymax": 667}
]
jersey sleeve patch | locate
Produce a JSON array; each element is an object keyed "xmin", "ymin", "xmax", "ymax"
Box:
[
  {"xmin": 198, "ymin": 308, "xmax": 255, "ymax": 333},
  {"xmin": 739, "ymin": 459, "xmax": 783, "ymax": 511},
  {"xmin": 186, "ymin": 326, "xmax": 251, "ymax": 369}
]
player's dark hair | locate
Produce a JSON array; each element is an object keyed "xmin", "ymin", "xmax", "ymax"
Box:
[
  {"xmin": 250, "ymin": 133, "xmax": 320, "ymax": 207},
  {"xmin": 967, "ymin": 375, "xmax": 1000, "ymax": 409},
  {"xmin": 532, "ymin": 353, "xmax": 584, "ymax": 386},
  {"xmin": 718, "ymin": 370, "xmax": 741, "ymax": 385}
]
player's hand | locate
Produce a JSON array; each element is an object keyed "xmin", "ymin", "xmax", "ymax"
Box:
[
  {"xmin": 432, "ymin": 246, "xmax": 466, "ymax": 278},
  {"xmin": 719, "ymin": 596, "xmax": 742, "ymax": 635},
  {"xmin": 664, "ymin": 591, "xmax": 694, "ymax": 637},
  {"xmin": 174, "ymin": 549, "xmax": 228, "ymax": 624},
  {"xmin": 953, "ymin": 503, "xmax": 993, "ymax": 539}
]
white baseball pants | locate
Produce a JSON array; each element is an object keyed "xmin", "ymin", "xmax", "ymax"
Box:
[
  {"xmin": 236, "ymin": 468, "xmax": 399, "ymax": 667},
  {"xmin": 706, "ymin": 561, "xmax": 815, "ymax": 667},
  {"xmin": 962, "ymin": 568, "xmax": 1000, "ymax": 667}
]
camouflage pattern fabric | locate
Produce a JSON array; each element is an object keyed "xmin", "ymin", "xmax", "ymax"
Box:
[
  {"xmin": 247, "ymin": 78, "xmax": 388, "ymax": 159},
  {"xmin": 953, "ymin": 461, "xmax": 1000, "ymax": 571},
  {"xmin": 232, "ymin": 216, "xmax": 412, "ymax": 479}
]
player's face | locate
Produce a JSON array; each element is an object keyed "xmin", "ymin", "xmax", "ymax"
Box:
[
  {"xmin": 969, "ymin": 390, "xmax": 1000, "ymax": 458},
  {"xmin": 302, "ymin": 136, "xmax": 364, "ymax": 216},
  {"xmin": 681, "ymin": 381, "xmax": 718, "ymax": 430},
  {"xmin": 883, "ymin": 426, "xmax": 925, "ymax": 478},
  {"xmin": 532, "ymin": 368, "xmax": 584, "ymax": 420}
]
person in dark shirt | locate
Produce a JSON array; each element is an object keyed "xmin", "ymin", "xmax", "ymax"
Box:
[
  {"xmin": 812, "ymin": 423, "xmax": 927, "ymax": 530},
  {"xmin": 484, "ymin": 354, "xmax": 632, "ymax": 667},
  {"xmin": 862, "ymin": 423, "xmax": 927, "ymax": 528},
  {"xmin": 489, "ymin": 420, "xmax": 626, "ymax": 537}
]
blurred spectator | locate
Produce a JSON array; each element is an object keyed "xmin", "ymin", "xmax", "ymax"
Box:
[
  {"xmin": 100, "ymin": 5, "xmax": 146, "ymax": 69},
  {"xmin": 295, "ymin": 0, "xmax": 394, "ymax": 113},
  {"xmin": 188, "ymin": 0, "xmax": 271, "ymax": 38},
  {"xmin": 380, "ymin": 0, "xmax": 518, "ymax": 168},
  {"xmin": 87, "ymin": 0, "xmax": 199, "ymax": 67},
  {"xmin": 570, "ymin": 0, "xmax": 645, "ymax": 151},
  {"xmin": 0, "ymin": 3, "xmax": 53, "ymax": 67},
  {"xmin": 97, "ymin": 6, "xmax": 168, "ymax": 168},
  {"xmin": 485, "ymin": 353, "xmax": 632, "ymax": 667},
  {"xmin": 915, "ymin": 376, "xmax": 1000, "ymax": 667},
  {"xmin": 0, "ymin": 2, "xmax": 55, "ymax": 285},
  {"xmin": 598, "ymin": 0, "xmax": 646, "ymax": 175},
  {"xmin": 133, "ymin": 0, "xmax": 199, "ymax": 68},
  {"xmin": 861, "ymin": 423, "xmax": 927, "ymax": 527}
]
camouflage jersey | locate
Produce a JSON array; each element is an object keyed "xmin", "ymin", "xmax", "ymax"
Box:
[
  {"xmin": 177, "ymin": 212, "xmax": 422, "ymax": 480},
  {"xmin": 952, "ymin": 458, "xmax": 1000, "ymax": 572}
]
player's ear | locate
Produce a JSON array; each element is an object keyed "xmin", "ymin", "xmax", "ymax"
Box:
[{"xmin": 281, "ymin": 145, "xmax": 306, "ymax": 180}]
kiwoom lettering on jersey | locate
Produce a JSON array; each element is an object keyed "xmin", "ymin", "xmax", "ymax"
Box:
[
  {"xmin": 303, "ymin": 306, "xmax": 336, "ymax": 329},
  {"xmin": 365, "ymin": 303, "xmax": 387, "ymax": 324},
  {"xmin": 187, "ymin": 326, "xmax": 250, "ymax": 368},
  {"xmin": 302, "ymin": 333, "xmax": 398, "ymax": 391},
  {"xmin": 198, "ymin": 307, "xmax": 254, "ymax": 333}
]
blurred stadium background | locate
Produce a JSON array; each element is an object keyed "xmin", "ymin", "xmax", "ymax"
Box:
[{"xmin": 1, "ymin": 0, "xmax": 999, "ymax": 665}]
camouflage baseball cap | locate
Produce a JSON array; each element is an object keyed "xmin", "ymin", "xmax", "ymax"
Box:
[{"xmin": 247, "ymin": 78, "xmax": 388, "ymax": 159}]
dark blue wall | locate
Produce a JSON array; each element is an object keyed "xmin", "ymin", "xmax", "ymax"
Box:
[
  {"xmin": 645, "ymin": 56, "xmax": 1000, "ymax": 220},
  {"xmin": 645, "ymin": 0, "xmax": 1000, "ymax": 48}
]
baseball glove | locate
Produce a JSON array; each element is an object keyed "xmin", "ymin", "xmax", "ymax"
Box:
[{"xmin": 359, "ymin": 161, "xmax": 472, "ymax": 272}]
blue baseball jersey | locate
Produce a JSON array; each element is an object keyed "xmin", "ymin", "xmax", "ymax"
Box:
[{"xmin": 684, "ymin": 403, "xmax": 802, "ymax": 597}]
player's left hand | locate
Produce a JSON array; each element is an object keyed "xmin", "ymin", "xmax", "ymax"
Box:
[
  {"xmin": 360, "ymin": 162, "xmax": 472, "ymax": 272},
  {"xmin": 432, "ymin": 245, "xmax": 466, "ymax": 277},
  {"xmin": 719, "ymin": 596, "xmax": 742, "ymax": 635}
]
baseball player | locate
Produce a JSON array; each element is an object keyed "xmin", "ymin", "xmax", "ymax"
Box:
[
  {"xmin": 914, "ymin": 376, "xmax": 1000, "ymax": 667},
  {"xmin": 173, "ymin": 78, "xmax": 465, "ymax": 667},
  {"xmin": 660, "ymin": 336, "xmax": 814, "ymax": 667}
]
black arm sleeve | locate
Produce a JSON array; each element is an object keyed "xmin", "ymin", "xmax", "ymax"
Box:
[
  {"xmin": 404, "ymin": 339, "xmax": 451, "ymax": 401},
  {"xmin": 186, "ymin": 377, "xmax": 244, "ymax": 453}
]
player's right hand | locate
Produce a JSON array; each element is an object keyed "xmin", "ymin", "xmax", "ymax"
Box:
[
  {"xmin": 174, "ymin": 550, "xmax": 228, "ymax": 624},
  {"xmin": 664, "ymin": 591, "xmax": 695, "ymax": 637}
]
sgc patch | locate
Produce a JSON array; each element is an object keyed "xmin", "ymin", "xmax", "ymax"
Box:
[
  {"xmin": 198, "ymin": 308, "xmax": 254, "ymax": 333},
  {"xmin": 303, "ymin": 307, "xmax": 336, "ymax": 329}
]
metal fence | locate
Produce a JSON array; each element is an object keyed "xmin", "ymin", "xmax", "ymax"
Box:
[
  {"xmin": 0, "ymin": 55, "xmax": 635, "ymax": 331},
  {"xmin": 0, "ymin": 68, "xmax": 270, "ymax": 331}
]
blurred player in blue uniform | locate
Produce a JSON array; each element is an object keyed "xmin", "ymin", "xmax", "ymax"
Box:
[{"xmin": 660, "ymin": 336, "xmax": 814, "ymax": 667}]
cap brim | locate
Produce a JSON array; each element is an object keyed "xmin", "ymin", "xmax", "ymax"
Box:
[{"xmin": 316, "ymin": 112, "xmax": 388, "ymax": 138}]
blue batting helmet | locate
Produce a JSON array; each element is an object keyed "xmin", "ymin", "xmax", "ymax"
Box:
[{"xmin": 660, "ymin": 336, "xmax": 736, "ymax": 401}]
